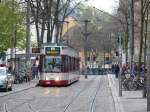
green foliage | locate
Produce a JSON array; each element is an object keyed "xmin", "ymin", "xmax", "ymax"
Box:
[
  {"xmin": 31, "ymin": 41, "xmax": 38, "ymax": 48},
  {"xmin": 0, "ymin": 0, "xmax": 26, "ymax": 52}
]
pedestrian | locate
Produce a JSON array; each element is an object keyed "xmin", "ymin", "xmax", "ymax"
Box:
[
  {"xmin": 115, "ymin": 64, "xmax": 120, "ymax": 78},
  {"xmin": 31, "ymin": 63, "xmax": 38, "ymax": 79},
  {"xmin": 111, "ymin": 64, "xmax": 115, "ymax": 74},
  {"xmin": 122, "ymin": 64, "xmax": 126, "ymax": 75}
]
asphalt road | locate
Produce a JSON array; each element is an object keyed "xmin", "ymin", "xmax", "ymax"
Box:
[{"xmin": 0, "ymin": 75, "xmax": 116, "ymax": 112}]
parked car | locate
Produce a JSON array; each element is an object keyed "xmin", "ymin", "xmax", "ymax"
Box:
[{"xmin": 0, "ymin": 67, "xmax": 14, "ymax": 91}]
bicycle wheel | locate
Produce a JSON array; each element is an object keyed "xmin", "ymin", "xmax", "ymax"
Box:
[{"xmin": 127, "ymin": 79, "xmax": 138, "ymax": 91}]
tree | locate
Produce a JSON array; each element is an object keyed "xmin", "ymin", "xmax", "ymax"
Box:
[
  {"xmin": 24, "ymin": 0, "xmax": 86, "ymax": 47},
  {"xmin": 0, "ymin": 0, "xmax": 26, "ymax": 53},
  {"xmin": 117, "ymin": 0, "xmax": 131, "ymax": 64},
  {"xmin": 138, "ymin": 0, "xmax": 150, "ymax": 75},
  {"xmin": 67, "ymin": 5, "xmax": 118, "ymax": 62}
]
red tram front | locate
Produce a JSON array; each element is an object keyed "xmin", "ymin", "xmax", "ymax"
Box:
[{"xmin": 39, "ymin": 44, "xmax": 80, "ymax": 86}]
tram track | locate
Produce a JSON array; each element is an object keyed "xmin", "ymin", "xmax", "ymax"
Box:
[
  {"xmin": 89, "ymin": 76, "xmax": 101, "ymax": 112},
  {"xmin": 0, "ymin": 76, "xmax": 102, "ymax": 112},
  {"xmin": 0, "ymin": 96, "xmax": 36, "ymax": 112},
  {"xmin": 63, "ymin": 75, "xmax": 102, "ymax": 112},
  {"xmin": 3, "ymin": 76, "xmax": 98, "ymax": 112},
  {"xmin": 0, "ymin": 76, "xmax": 96, "ymax": 112},
  {"xmin": 28, "ymin": 103, "xmax": 38, "ymax": 112},
  {"xmin": 63, "ymin": 76, "xmax": 97, "ymax": 112},
  {"xmin": 0, "ymin": 83, "xmax": 37, "ymax": 112}
]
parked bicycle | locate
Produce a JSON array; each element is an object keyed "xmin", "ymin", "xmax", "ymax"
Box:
[{"xmin": 122, "ymin": 72, "xmax": 144, "ymax": 91}]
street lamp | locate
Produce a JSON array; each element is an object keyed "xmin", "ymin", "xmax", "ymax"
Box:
[{"xmin": 83, "ymin": 19, "xmax": 90, "ymax": 79}]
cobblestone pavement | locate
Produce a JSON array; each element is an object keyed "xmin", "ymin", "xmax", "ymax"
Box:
[
  {"xmin": 0, "ymin": 80, "xmax": 38, "ymax": 97},
  {"xmin": 0, "ymin": 75, "xmax": 116, "ymax": 112}
]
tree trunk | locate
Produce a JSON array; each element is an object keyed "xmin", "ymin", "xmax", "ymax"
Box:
[
  {"xmin": 130, "ymin": 0, "xmax": 134, "ymax": 71},
  {"xmin": 125, "ymin": 23, "xmax": 129, "ymax": 64},
  {"xmin": 138, "ymin": 0, "xmax": 144, "ymax": 78},
  {"xmin": 47, "ymin": 20, "xmax": 51, "ymax": 42},
  {"xmin": 143, "ymin": 8, "xmax": 149, "ymax": 98}
]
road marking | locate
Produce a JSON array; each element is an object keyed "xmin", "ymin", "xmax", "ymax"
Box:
[
  {"xmin": 28, "ymin": 103, "xmax": 38, "ymax": 112},
  {"xmin": 3, "ymin": 103, "xmax": 9, "ymax": 112}
]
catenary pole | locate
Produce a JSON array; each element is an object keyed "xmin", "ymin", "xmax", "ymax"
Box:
[{"xmin": 84, "ymin": 20, "xmax": 90, "ymax": 79}]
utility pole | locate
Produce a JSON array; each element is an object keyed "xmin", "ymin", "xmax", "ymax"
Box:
[
  {"xmin": 118, "ymin": 32, "xmax": 122, "ymax": 97},
  {"xmin": 130, "ymin": 0, "xmax": 134, "ymax": 71},
  {"xmin": 83, "ymin": 20, "xmax": 90, "ymax": 79},
  {"xmin": 147, "ymin": 46, "xmax": 150, "ymax": 111},
  {"xmin": 26, "ymin": 1, "xmax": 31, "ymax": 61},
  {"xmin": 103, "ymin": 50, "xmax": 105, "ymax": 73}
]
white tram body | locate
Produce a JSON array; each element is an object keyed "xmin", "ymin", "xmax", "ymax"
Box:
[{"xmin": 39, "ymin": 44, "xmax": 80, "ymax": 86}]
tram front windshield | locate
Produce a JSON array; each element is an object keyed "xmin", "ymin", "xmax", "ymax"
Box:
[{"xmin": 44, "ymin": 56, "xmax": 61, "ymax": 73}]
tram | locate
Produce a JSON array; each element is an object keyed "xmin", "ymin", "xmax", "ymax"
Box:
[{"xmin": 38, "ymin": 43, "xmax": 80, "ymax": 86}]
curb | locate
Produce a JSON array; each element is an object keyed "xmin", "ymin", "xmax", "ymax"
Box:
[
  {"xmin": 0, "ymin": 83, "xmax": 37, "ymax": 97},
  {"xmin": 108, "ymin": 74, "xmax": 124, "ymax": 112}
]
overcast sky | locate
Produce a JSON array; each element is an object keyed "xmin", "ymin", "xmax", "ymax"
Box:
[{"xmin": 86, "ymin": 0, "xmax": 119, "ymax": 13}]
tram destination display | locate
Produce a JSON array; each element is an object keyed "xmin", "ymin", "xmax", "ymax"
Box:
[{"xmin": 45, "ymin": 47, "xmax": 60, "ymax": 56}]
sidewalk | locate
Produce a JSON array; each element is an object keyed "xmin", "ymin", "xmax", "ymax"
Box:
[
  {"xmin": 108, "ymin": 74, "xmax": 147, "ymax": 112},
  {"xmin": 0, "ymin": 79, "xmax": 38, "ymax": 97}
]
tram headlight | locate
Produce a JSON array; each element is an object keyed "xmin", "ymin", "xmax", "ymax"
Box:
[
  {"xmin": 55, "ymin": 77, "xmax": 59, "ymax": 81},
  {"xmin": 45, "ymin": 76, "xmax": 49, "ymax": 80}
]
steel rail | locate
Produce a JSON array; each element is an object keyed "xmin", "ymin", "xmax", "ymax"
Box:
[
  {"xmin": 7, "ymin": 96, "xmax": 36, "ymax": 112},
  {"xmin": 89, "ymin": 77, "xmax": 101, "ymax": 112},
  {"xmin": 63, "ymin": 76, "xmax": 97, "ymax": 112}
]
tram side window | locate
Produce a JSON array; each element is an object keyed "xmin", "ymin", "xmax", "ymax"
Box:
[
  {"xmin": 75, "ymin": 58, "xmax": 79, "ymax": 71},
  {"xmin": 73, "ymin": 58, "xmax": 76, "ymax": 71},
  {"xmin": 70, "ymin": 57, "xmax": 73, "ymax": 72},
  {"xmin": 61, "ymin": 56, "xmax": 79, "ymax": 72},
  {"xmin": 70, "ymin": 57, "xmax": 72, "ymax": 71},
  {"xmin": 68, "ymin": 56, "xmax": 71, "ymax": 72},
  {"xmin": 61, "ymin": 56, "xmax": 65, "ymax": 72},
  {"xmin": 73, "ymin": 57, "xmax": 74, "ymax": 71},
  {"xmin": 61, "ymin": 55, "xmax": 69, "ymax": 73},
  {"xmin": 75, "ymin": 58, "xmax": 77, "ymax": 71}
]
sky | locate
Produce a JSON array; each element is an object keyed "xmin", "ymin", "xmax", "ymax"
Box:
[{"xmin": 86, "ymin": 0, "xmax": 119, "ymax": 14}]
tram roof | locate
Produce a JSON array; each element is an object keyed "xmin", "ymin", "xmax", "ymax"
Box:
[{"xmin": 41, "ymin": 43, "xmax": 67, "ymax": 47}]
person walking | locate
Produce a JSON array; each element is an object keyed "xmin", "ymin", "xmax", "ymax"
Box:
[
  {"xmin": 31, "ymin": 63, "xmax": 38, "ymax": 79},
  {"xmin": 115, "ymin": 64, "xmax": 120, "ymax": 78}
]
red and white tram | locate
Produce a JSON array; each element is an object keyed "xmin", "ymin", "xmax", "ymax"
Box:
[{"xmin": 38, "ymin": 43, "xmax": 80, "ymax": 86}]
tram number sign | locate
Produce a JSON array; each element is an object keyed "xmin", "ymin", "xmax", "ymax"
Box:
[{"xmin": 45, "ymin": 47, "xmax": 60, "ymax": 56}]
